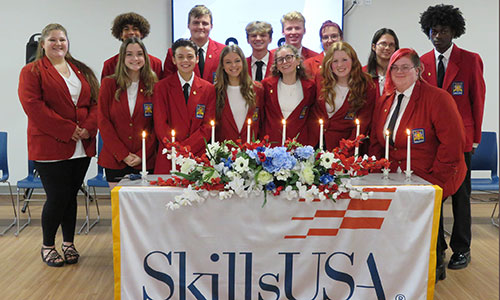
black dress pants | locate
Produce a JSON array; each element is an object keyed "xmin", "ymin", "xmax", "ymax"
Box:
[{"xmin": 35, "ymin": 157, "xmax": 91, "ymax": 246}]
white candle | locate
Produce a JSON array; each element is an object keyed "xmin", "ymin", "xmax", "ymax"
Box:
[
  {"xmin": 210, "ymin": 120, "xmax": 215, "ymax": 145},
  {"xmin": 141, "ymin": 131, "xmax": 146, "ymax": 178},
  {"xmin": 281, "ymin": 119, "xmax": 286, "ymax": 146},
  {"xmin": 406, "ymin": 129, "xmax": 411, "ymax": 173},
  {"xmin": 354, "ymin": 119, "xmax": 360, "ymax": 157},
  {"xmin": 247, "ymin": 118, "xmax": 251, "ymax": 144},
  {"xmin": 171, "ymin": 130, "xmax": 176, "ymax": 172},
  {"xmin": 385, "ymin": 129, "xmax": 390, "ymax": 160},
  {"xmin": 319, "ymin": 119, "xmax": 324, "ymax": 150}
]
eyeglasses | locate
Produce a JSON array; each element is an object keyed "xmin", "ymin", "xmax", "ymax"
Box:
[
  {"xmin": 390, "ymin": 64, "xmax": 416, "ymax": 73},
  {"xmin": 276, "ymin": 54, "xmax": 295, "ymax": 64},
  {"xmin": 321, "ymin": 34, "xmax": 340, "ymax": 41},
  {"xmin": 376, "ymin": 42, "xmax": 396, "ymax": 49}
]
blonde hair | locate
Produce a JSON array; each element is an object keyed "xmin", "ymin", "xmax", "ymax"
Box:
[
  {"xmin": 35, "ymin": 23, "xmax": 99, "ymax": 103},
  {"xmin": 320, "ymin": 41, "xmax": 373, "ymax": 113},
  {"xmin": 111, "ymin": 37, "xmax": 158, "ymax": 101},
  {"xmin": 280, "ymin": 11, "xmax": 305, "ymax": 30},
  {"xmin": 188, "ymin": 5, "xmax": 212, "ymax": 24},
  {"xmin": 214, "ymin": 45, "xmax": 256, "ymax": 118},
  {"xmin": 245, "ymin": 21, "xmax": 273, "ymax": 39}
]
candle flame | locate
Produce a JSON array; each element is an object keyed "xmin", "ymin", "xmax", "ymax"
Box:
[
  {"xmin": 171, "ymin": 129, "xmax": 176, "ymax": 137},
  {"xmin": 247, "ymin": 118, "xmax": 251, "ymax": 125},
  {"xmin": 210, "ymin": 120, "xmax": 215, "ymax": 126},
  {"xmin": 142, "ymin": 131, "xmax": 146, "ymax": 138},
  {"xmin": 385, "ymin": 129, "xmax": 390, "ymax": 136},
  {"xmin": 319, "ymin": 119, "xmax": 323, "ymax": 125},
  {"xmin": 282, "ymin": 119, "xmax": 286, "ymax": 125},
  {"xmin": 406, "ymin": 129, "xmax": 410, "ymax": 135},
  {"xmin": 355, "ymin": 118, "xmax": 359, "ymax": 125}
]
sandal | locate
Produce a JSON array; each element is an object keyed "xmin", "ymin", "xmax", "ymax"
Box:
[
  {"xmin": 61, "ymin": 243, "xmax": 80, "ymax": 264},
  {"xmin": 41, "ymin": 247, "xmax": 64, "ymax": 267}
]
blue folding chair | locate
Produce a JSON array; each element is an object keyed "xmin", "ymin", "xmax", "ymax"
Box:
[
  {"xmin": 471, "ymin": 131, "xmax": 499, "ymax": 226},
  {"xmin": 0, "ymin": 132, "xmax": 16, "ymax": 235},
  {"xmin": 16, "ymin": 160, "xmax": 44, "ymax": 236},
  {"xmin": 78, "ymin": 133, "xmax": 106, "ymax": 234}
]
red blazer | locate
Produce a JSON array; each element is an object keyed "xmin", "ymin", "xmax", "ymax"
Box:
[
  {"xmin": 309, "ymin": 76, "xmax": 376, "ymax": 153},
  {"xmin": 369, "ymin": 80, "xmax": 467, "ymax": 198},
  {"xmin": 18, "ymin": 56, "xmax": 97, "ymax": 160},
  {"xmin": 304, "ymin": 52, "xmax": 324, "ymax": 77},
  {"xmin": 261, "ymin": 76, "xmax": 316, "ymax": 145},
  {"xmin": 101, "ymin": 54, "xmax": 163, "ymax": 80},
  {"xmin": 153, "ymin": 73, "xmax": 216, "ymax": 173},
  {"xmin": 420, "ymin": 45, "xmax": 486, "ymax": 152},
  {"xmin": 271, "ymin": 46, "xmax": 319, "ymax": 61},
  {"xmin": 216, "ymin": 82, "xmax": 264, "ymax": 142},
  {"xmin": 162, "ymin": 38, "xmax": 225, "ymax": 83},
  {"xmin": 97, "ymin": 78, "xmax": 157, "ymax": 170},
  {"xmin": 362, "ymin": 65, "xmax": 382, "ymax": 100},
  {"xmin": 246, "ymin": 51, "xmax": 274, "ymax": 80}
]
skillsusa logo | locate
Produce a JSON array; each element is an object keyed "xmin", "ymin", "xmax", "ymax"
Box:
[{"xmin": 285, "ymin": 187, "xmax": 395, "ymax": 239}]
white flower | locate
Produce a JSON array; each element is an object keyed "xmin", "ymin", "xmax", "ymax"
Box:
[
  {"xmin": 219, "ymin": 190, "xmax": 234, "ymax": 200},
  {"xmin": 233, "ymin": 156, "xmax": 250, "ymax": 173},
  {"xmin": 320, "ymin": 152, "xmax": 335, "ymax": 168},
  {"xmin": 299, "ymin": 162, "xmax": 315, "ymax": 185},
  {"xmin": 162, "ymin": 148, "xmax": 168, "ymax": 155},
  {"xmin": 228, "ymin": 176, "xmax": 246, "ymax": 197},
  {"xmin": 304, "ymin": 185, "xmax": 319, "ymax": 202},
  {"xmin": 166, "ymin": 202, "xmax": 180, "ymax": 210},
  {"xmin": 349, "ymin": 190, "xmax": 360, "ymax": 198},
  {"xmin": 180, "ymin": 157, "xmax": 197, "ymax": 174},
  {"xmin": 276, "ymin": 169, "xmax": 291, "ymax": 181},
  {"xmin": 283, "ymin": 185, "xmax": 297, "ymax": 200},
  {"xmin": 296, "ymin": 182, "xmax": 308, "ymax": 199}
]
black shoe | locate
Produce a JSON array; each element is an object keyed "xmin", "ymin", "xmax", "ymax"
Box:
[
  {"xmin": 436, "ymin": 263, "xmax": 446, "ymax": 282},
  {"xmin": 448, "ymin": 251, "xmax": 471, "ymax": 270}
]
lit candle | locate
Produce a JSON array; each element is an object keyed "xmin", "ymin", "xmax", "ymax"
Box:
[
  {"xmin": 171, "ymin": 130, "xmax": 176, "ymax": 172},
  {"xmin": 141, "ymin": 131, "xmax": 147, "ymax": 179},
  {"xmin": 210, "ymin": 120, "xmax": 215, "ymax": 145},
  {"xmin": 281, "ymin": 119, "xmax": 286, "ymax": 146},
  {"xmin": 354, "ymin": 119, "xmax": 360, "ymax": 157},
  {"xmin": 385, "ymin": 129, "xmax": 390, "ymax": 160},
  {"xmin": 406, "ymin": 129, "xmax": 411, "ymax": 173},
  {"xmin": 318, "ymin": 119, "xmax": 324, "ymax": 150},
  {"xmin": 247, "ymin": 118, "xmax": 251, "ymax": 144}
]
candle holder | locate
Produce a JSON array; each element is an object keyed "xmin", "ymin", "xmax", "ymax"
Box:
[
  {"xmin": 141, "ymin": 171, "xmax": 149, "ymax": 182},
  {"xmin": 382, "ymin": 168, "xmax": 390, "ymax": 180},
  {"xmin": 404, "ymin": 170, "xmax": 413, "ymax": 181}
]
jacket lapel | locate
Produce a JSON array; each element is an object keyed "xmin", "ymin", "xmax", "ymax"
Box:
[
  {"xmin": 42, "ymin": 57, "xmax": 74, "ymax": 106},
  {"xmin": 396, "ymin": 81, "xmax": 421, "ymax": 144},
  {"xmin": 224, "ymin": 96, "xmax": 240, "ymax": 134},
  {"xmin": 443, "ymin": 45, "xmax": 461, "ymax": 90}
]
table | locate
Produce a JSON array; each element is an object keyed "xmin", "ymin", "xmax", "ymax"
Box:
[{"xmin": 112, "ymin": 174, "xmax": 441, "ymax": 300}]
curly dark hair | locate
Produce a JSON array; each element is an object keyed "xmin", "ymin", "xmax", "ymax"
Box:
[
  {"xmin": 419, "ymin": 4, "xmax": 465, "ymax": 38},
  {"xmin": 111, "ymin": 12, "xmax": 150, "ymax": 40}
]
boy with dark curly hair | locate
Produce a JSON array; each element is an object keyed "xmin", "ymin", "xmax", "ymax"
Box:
[
  {"xmin": 101, "ymin": 12, "xmax": 163, "ymax": 79},
  {"xmin": 419, "ymin": 4, "xmax": 486, "ymax": 273}
]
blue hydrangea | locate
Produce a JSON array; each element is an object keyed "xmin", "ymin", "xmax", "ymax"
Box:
[
  {"xmin": 245, "ymin": 149, "xmax": 260, "ymax": 164},
  {"xmin": 294, "ymin": 146, "xmax": 314, "ymax": 160},
  {"xmin": 320, "ymin": 174, "xmax": 334, "ymax": 185},
  {"xmin": 266, "ymin": 182, "xmax": 276, "ymax": 191},
  {"xmin": 262, "ymin": 147, "xmax": 296, "ymax": 173}
]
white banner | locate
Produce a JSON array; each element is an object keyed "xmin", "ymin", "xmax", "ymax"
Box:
[{"xmin": 112, "ymin": 175, "xmax": 441, "ymax": 300}]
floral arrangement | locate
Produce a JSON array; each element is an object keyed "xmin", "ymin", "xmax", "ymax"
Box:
[{"xmin": 151, "ymin": 135, "xmax": 389, "ymax": 210}]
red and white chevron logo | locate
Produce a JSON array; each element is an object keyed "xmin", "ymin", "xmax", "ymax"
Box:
[{"xmin": 284, "ymin": 187, "xmax": 395, "ymax": 239}]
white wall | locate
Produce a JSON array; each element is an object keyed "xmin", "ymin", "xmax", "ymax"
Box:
[
  {"xmin": 1, "ymin": 0, "xmax": 498, "ymax": 183},
  {"xmin": 1, "ymin": 0, "xmax": 170, "ymax": 183}
]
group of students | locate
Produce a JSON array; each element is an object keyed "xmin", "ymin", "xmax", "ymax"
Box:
[{"xmin": 18, "ymin": 4, "xmax": 485, "ymax": 285}]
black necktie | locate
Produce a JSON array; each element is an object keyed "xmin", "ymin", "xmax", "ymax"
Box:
[
  {"xmin": 183, "ymin": 83, "xmax": 189, "ymax": 104},
  {"xmin": 437, "ymin": 54, "xmax": 445, "ymax": 88},
  {"xmin": 198, "ymin": 48, "xmax": 205, "ymax": 78},
  {"xmin": 387, "ymin": 94, "xmax": 404, "ymax": 146},
  {"xmin": 255, "ymin": 61, "xmax": 264, "ymax": 81}
]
